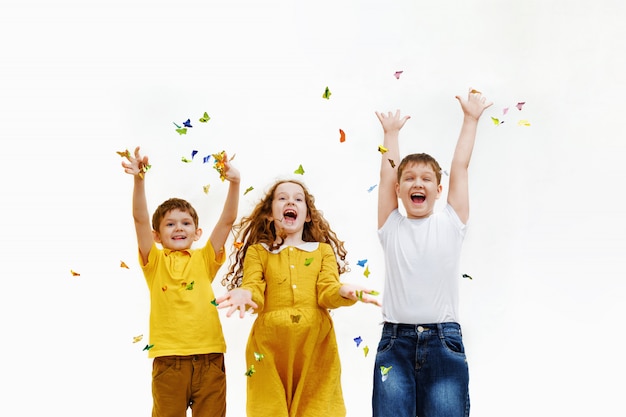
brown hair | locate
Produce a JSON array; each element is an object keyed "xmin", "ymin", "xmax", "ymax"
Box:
[
  {"xmin": 151, "ymin": 198, "xmax": 199, "ymax": 231},
  {"xmin": 222, "ymin": 180, "xmax": 348, "ymax": 290},
  {"xmin": 397, "ymin": 153, "xmax": 442, "ymax": 185}
]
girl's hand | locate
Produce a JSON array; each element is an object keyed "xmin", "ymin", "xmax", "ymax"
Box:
[
  {"xmin": 216, "ymin": 288, "xmax": 258, "ymax": 318},
  {"xmin": 340, "ymin": 283, "xmax": 382, "ymax": 307}
]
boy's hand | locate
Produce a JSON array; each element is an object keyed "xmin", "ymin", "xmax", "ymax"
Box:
[
  {"xmin": 455, "ymin": 88, "xmax": 493, "ymax": 121},
  {"xmin": 121, "ymin": 146, "xmax": 150, "ymax": 178},
  {"xmin": 222, "ymin": 153, "xmax": 240, "ymax": 184},
  {"xmin": 375, "ymin": 110, "xmax": 411, "ymax": 133}
]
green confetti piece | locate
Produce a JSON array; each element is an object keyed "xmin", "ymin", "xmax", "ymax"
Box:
[{"xmin": 304, "ymin": 257, "xmax": 314, "ymax": 266}]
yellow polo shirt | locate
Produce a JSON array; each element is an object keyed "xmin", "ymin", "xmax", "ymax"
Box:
[{"xmin": 140, "ymin": 241, "xmax": 226, "ymax": 358}]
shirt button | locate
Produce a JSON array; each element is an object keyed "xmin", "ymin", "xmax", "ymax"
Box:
[
  {"xmin": 289, "ymin": 247, "xmax": 293, "ymax": 251},
  {"xmin": 292, "ymin": 284, "xmax": 297, "ymax": 289},
  {"xmin": 290, "ymin": 265, "xmax": 294, "ymax": 269},
  {"xmin": 417, "ymin": 326, "xmax": 425, "ymax": 333}
]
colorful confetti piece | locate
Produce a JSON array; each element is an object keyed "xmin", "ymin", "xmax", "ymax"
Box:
[
  {"xmin": 143, "ymin": 344, "xmax": 154, "ymax": 351},
  {"xmin": 322, "ymin": 86, "xmax": 332, "ymax": 99},
  {"xmin": 181, "ymin": 156, "xmax": 192, "ymax": 163},
  {"xmin": 291, "ymin": 315, "xmax": 301, "ymax": 324},
  {"xmin": 380, "ymin": 365, "xmax": 392, "ymax": 382},
  {"xmin": 516, "ymin": 102, "xmax": 526, "ymax": 111},
  {"xmin": 364, "ymin": 346, "xmax": 370, "ymax": 357},
  {"xmin": 120, "ymin": 261, "xmax": 129, "ymax": 269},
  {"xmin": 185, "ymin": 281, "xmax": 195, "ymax": 290},
  {"xmin": 294, "ymin": 164, "xmax": 305, "ymax": 175},
  {"xmin": 462, "ymin": 273, "xmax": 473, "ymax": 280},
  {"xmin": 364, "ymin": 265, "xmax": 371, "ymax": 278},
  {"xmin": 199, "ymin": 112, "xmax": 210, "ymax": 123},
  {"xmin": 212, "ymin": 151, "xmax": 227, "ymax": 181},
  {"xmin": 162, "ymin": 285, "xmax": 168, "ymax": 292},
  {"xmin": 491, "ymin": 117, "xmax": 503, "ymax": 125},
  {"xmin": 132, "ymin": 334, "xmax": 143, "ymax": 343},
  {"xmin": 304, "ymin": 257, "xmax": 314, "ymax": 266},
  {"xmin": 234, "ymin": 241, "xmax": 244, "ymax": 249},
  {"xmin": 388, "ymin": 159, "xmax": 396, "ymax": 168},
  {"xmin": 367, "ymin": 184, "xmax": 377, "ymax": 193},
  {"xmin": 354, "ymin": 336, "xmax": 363, "ymax": 347},
  {"xmin": 394, "ymin": 71, "xmax": 403, "ymax": 79},
  {"xmin": 245, "ymin": 365, "xmax": 256, "ymax": 377},
  {"xmin": 183, "ymin": 119, "xmax": 193, "ymax": 128},
  {"xmin": 356, "ymin": 259, "xmax": 367, "ymax": 267},
  {"xmin": 378, "ymin": 145, "xmax": 388, "ymax": 154},
  {"xmin": 254, "ymin": 352, "xmax": 265, "ymax": 362},
  {"xmin": 70, "ymin": 269, "xmax": 80, "ymax": 276},
  {"xmin": 116, "ymin": 149, "xmax": 131, "ymax": 159},
  {"xmin": 369, "ymin": 290, "xmax": 380, "ymax": 296},
  {"xmin": 244, "ymin": 186, "xmax": 254, "ymax": 195},
  {"xmin": 203, "ymin": 184, "xmax": 210, "ymax": 194},
  {"xmin": 518, "ymin": 119, "xmax": 531, "ymax": 126},
  {"xmin": 339, "ymin": 129, "xmax": 346, "ymax": 143},
  {"xmin": 211, "ymin": 298, "xmax": 219, "ymax": 306}
]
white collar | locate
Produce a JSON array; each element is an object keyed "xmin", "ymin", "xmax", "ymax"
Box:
[{"xmin": 260, "ymin": 242, "xmax": 319, "ymax": 254}]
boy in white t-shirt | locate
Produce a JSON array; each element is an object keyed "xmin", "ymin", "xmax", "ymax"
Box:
[{"xmin": 372, "ymin": 89, "xmax": 492, "ymax": 417}]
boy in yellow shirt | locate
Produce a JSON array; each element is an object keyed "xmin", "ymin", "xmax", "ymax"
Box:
[{"xmin": 122, "ymin": 146, "xmax": 240, "ymax": 417}]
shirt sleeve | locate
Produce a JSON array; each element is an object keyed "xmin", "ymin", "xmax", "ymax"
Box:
[
  {"xmin": 316, "ymin": 243, "xmax": 356, "ymax": 309},
  {"xmin": 240, "ymin": 244, "xmax": 267, "ymax": 312}
]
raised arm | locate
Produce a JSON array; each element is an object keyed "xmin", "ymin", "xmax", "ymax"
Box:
[
  {"xmin": 374, "ymin": 110, "xmax": 411, "ymax": 229},
  {"xmin": 448, "ymin": 89, "xmax": 492, "ymax": 224},
  {"xmin": 121, "ymin": 146, "xmax": 153, "ymax": 265},
  {"xmin": 208, "ymin": 153, "xmax": 240, "ymax": 258}
]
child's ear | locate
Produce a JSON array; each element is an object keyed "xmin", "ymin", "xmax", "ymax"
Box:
[
  {"xmin": 194, "ymin": 228, "xmax": 203, "ymax": 241},
  {"xmin": 152, "ymin": 230, "xmax": 162, "ymax": 243}
]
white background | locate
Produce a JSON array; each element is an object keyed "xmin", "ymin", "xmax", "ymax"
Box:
[{"xmin": 1, "ymin": 1, "xmax": 625, "ymax": 416}]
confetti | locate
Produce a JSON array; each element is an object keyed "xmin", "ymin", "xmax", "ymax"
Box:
[
  {"xmin": 354, "ymin": 336, "xmax": 363, "ymax": 347},
  {"xmin": 70, "ymin": 269, "xmax": 80, "ymax": 276},
  {"xmin": 212, "ymin": 151, "xmax": 227, "ymax": 181},
  {"xmin": 116, "ymin": 149, "xmax": 131, "ymax": 159},
  {"xmin": 203, "ymin": 155, "xmax": 211, "ymax": 164},
  {"xmin": 339, "ymin": 129, "xmax": 346, "ymax": 143},
  {"xmin": 470, "ymin": 89, "xmax": 481, "ymax": 94},
  {"xmin": 491, "ymin": 117, "xmax": 503, "ymax": 126},
  {"xmin": 173, "ymin": 122, "xmax": 181, "ymax": 129},
  {"xmin": 185, "ymin": 281, "xmax": 195, "ymax": 290},
  {"xmin": 138, "ymin": 162, "xmax": 151, "ymax": 179},
  {"xmin": 367, "ymin": 184, "xmax": 377, "ymax": 193},
  {"xmin": 183, "ymin": 119, "xmax": 193, "ymax": 128},
  {"xmin": 394, "ymin": 71, "xmax": 403, "ymax": 79},
  {"xmin": 191, "ymin": 150, "xmax": 198, "ymax": 159},
  {"xmin": 254, "ymin": 352, "xmax": 265, "ymax": 362},
  {"xmin": 518, "ymin": 119, "xmax": 531, "ymax": 126},
  {"xmin": 503, "ymin": 107, "xmax": 509, "ymax": 115},
  {"xmin": 369, "ymin": 290, "xmax": 380, "ymax": 296},
  {"xmin": 356, "ymin": 259, "xmax": 367, "ymax": 267},
  {"xmin": 304, "ymin": 257, "xmax": 314, "ymax": 266},
  {"xmin": 516, "ymin": 102, "xmax": 526, "ymax": 111},
  {"xmin": 380, "ymin": 365, "xmax": 392, "ymax": 382},
  {"xmin": 322, "ymin": 86, "xmax": 332, "ymax": 99},
  {"xmin": 356, "ymin": 290, "xmax": 363, "ymax": 301},
  {"xmin": 234, "ymin": 241, "xmax": 244, "ymax": 249},
  {"xmin": 363, "ymin": 346, "xmax": 370, "ymax": 357},
  {"xmin": 181, "ymin": 156, "xmax": 192, "ymax": 163},
  {"xmin": 199, "ymin": 112, "xmax": 211, "ymax": 123},
  {"xmin": 162, "ymin": 285, "xmax": 168, "ymax": 292},
  {"xmin": 120, "ymin": 261, "xmax": 129, "ymax": 269},
  {"xmin": 462, "ymin": 273, "xmax": 473, "ymax": 280},
  {"xmin": 244, "ymin": 186, "xmax": 254, "ymax": 195},
  {"xmin": 364, "ymin": 265, "xmax": 371, "ymax": 278},
  {"xmin": 132, "ymin": 334, "xmax": 143, "ymax": 343},
  {"xmin": 291, "ymin": 315, "xmax": 301, "ymax": 324},
  {"xmin": 211, "ymin": 298, "xmax": 219, "ymax": 306},
  {"xmin": 143, "ymin": 344, "xmax": 154, "ymax": 351},
  {"xmin": 378, "ymin": 145, "xmax": 388, "ymax": 154},
  {"xmin": 294, "ymin": 164, "xmax": 305, "ymax": 175},
  {"xmin": 175, "ymin": 127, "xmax": 187, "ymax": 135},
  {"xmin": 388, "ymin": 159, "xmax": 395, "ymax": 168},
  {"xmin": 245, "ymin": 365, "xmax": 256, "ymax": 377},
  {"xmin": 203, "ymin": 184, "xmax": 211, "ymax": 194},
  {"xmin": 442, "ymin": 170, "xmax": 449, "ymax": 176}
]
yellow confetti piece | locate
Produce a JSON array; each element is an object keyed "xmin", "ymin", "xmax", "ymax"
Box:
[
  {"xmin": 132, "ymin": 334, "xmax": 143, "ymax": 343},
  {"xmin": 116, "ymin": 149, "xmax": 131, "ymax": 159},
  {"xmin": 363, "ymin": 346, "xmax": 370, "ymax": 357},
  {"xmin": 70, "ymin": 269, "xmax": 80, "ymax": 276},
  {"xmin": 212, "ymin": 150, "xmax": 227, "ymax": 181},
  {"xmin": 491, "ymin": 116, "xmax": 502, "ymax": 125},
  {"xmin": 120, "ymin": 261, "xmax": 129, "ymax": 269},
  {"xmin": 380, "ymin": 365, "xmax": 392, "ymax": 381},
  {"xmin": 470, "ymin": 89, "xmax": 481, "ymax": 94},
  {"xmin": 254, "ymin": 352, "xmax": 265, "ymax": 362},
  {"xmin": 234, "ymin": 241, "xmax": 244, "ymax": 249},
  {"xmin": 364, "ymin": 265, "xmax": 371, "ymax": 278},
  {"xmin": 378, "ymin": 145, "xmax": 388, "ymax": 154},
  {"xmin": 199, "ymin": 112, "xmax": 211, "ymax": 123},
  {"xmin": 518, "ymin": 119, "xmax": 531, "ymax": 126},
  {"xmin": 181, "ymin": 156, "xmax": 192, "ymax": 163},
  {"xmin": 203, "ymin": 184, "xmax": 211, "ymax": 194}
]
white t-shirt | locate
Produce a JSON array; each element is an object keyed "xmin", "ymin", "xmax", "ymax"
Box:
[{"xmin": 378, "ymin": 204, "xmax": 466, "ymax": 324}]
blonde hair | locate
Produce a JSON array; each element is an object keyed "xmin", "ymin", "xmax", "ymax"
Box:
[{"xmin": 222, "ymin": 180, "xmax": 348, "ymax": 290}]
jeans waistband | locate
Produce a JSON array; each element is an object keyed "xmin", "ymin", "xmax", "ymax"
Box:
[{"xmin": 382, "ymin": 322, "xmax": 461, "ymax": 337}]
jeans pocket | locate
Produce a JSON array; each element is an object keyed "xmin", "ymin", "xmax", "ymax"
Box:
[
  {"xmin": 441, "ymin": 332, "xmax": 465, "ymax": 355},
  {"xmin": 376, "ymin": 334, "xmax": 396, "ymax": 354},
  {"xmin": 152, "ymin": 357, "xmax": 176, "ymax": 381}
]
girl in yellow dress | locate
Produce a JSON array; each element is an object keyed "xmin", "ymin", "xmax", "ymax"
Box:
[{"xmin": 217, "ymin": 179, "xmax": 380, "ymax": 417}]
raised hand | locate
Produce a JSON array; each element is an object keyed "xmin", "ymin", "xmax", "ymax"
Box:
[{"xmin": 455, "ymin": 88, "xmax": 493, "ymax": 121}]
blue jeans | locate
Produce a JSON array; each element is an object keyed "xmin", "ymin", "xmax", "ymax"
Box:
[{"xmin": 372, "ymin": 322, "xmax": 470, "ymax": 417}]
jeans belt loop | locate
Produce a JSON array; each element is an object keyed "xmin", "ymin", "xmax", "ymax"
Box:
[{"xmin": 437, "ymin": 323, "xmax": 445, "ymax": 339}]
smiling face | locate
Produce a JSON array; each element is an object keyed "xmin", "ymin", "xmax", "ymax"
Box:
[
  {"xmin": 269, "ymin": 182, "xmax": 311, "ymax": 242},
  {"xmin": 153, "ymin": 208, "xmax": 202, "ymax": 251},
  {"xmin": 396, "ymin": 161, "xmax": 442, "ymax": 219}
]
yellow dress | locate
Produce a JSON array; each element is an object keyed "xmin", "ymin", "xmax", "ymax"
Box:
[{"xmin": 240, "ymin": 242, "xmax": 356, "ymax": 417}]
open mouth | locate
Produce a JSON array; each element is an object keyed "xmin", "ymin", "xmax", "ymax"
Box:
[
  {"xmin": 411, "ymin": 193, "xmax": 425, "ymax": 204},
  {"xmin": 283, "ymin": 209, "xmax": 297, "ymax": 220}
]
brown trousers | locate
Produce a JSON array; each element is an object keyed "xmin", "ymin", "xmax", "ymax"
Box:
[{"xmin": 152, "ymin": 353, "xmax": 226, "ymax": 417}]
